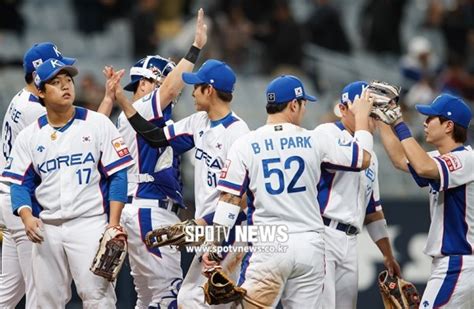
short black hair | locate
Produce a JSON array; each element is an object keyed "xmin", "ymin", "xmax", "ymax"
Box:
[
  {"xmin": 24, "ymin": 73, "xmax": 34, "ymax": 84},
  {"xmin": 266, "ymin": 99, "xmax": 304, "ymax": 114},
  {"xmin": 439, "ymin": 116, "xmax": 467, "ymax": 143},
  {"xmin": 196, "ymin": 84, "xmax": 233, "ymax": 102}
]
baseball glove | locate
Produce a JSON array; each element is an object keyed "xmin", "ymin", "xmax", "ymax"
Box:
[
  {"xmin": 145, "ymin": 219, "xmax": 202, "ymax": 249},
  {"xmin": 378, "ymin": 270, "xmax": 420, "ymax": 309},
  {"xmin": 203, "ymin": 267, "xmax": 247, "ymax": 305},
  {"xmin": 90, "ymin": 225, "xmax": 128, "ymax": 282},
  {"xmin": 367, "ymin": 80, "xmax": 403, "ymax": 125}
]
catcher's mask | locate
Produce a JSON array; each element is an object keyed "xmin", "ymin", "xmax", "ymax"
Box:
[{"xmin": 124, "ymin": 55, "xmax": 176, "ymax": 91}]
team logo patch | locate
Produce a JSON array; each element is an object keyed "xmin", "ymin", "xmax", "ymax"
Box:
[
  {"xmin": 267, "ymin": 93, "xmax": 276, "ymax": 103},
  {"xmin": 274, "ymin": 125, "xmax": 283, "ymax": 131},
  {"xmin": 82, "ymin": 136, "xmax": 91, "ymax": 142},
  {"xmin": 338, "ymin": 138, "xmax": 351, "ymax": 147},
  {"xmin": 37, "ymin": 145, "xmax": 45, "ymax": 152},
  {"xmin": 439, "ymin": 154, "xmax": 462, "ymax": 172},
  {"xmin": 294, "ymin": 87, "xmax": 303, "ymax": 97},
  {"xmin": 32, "ymin": 58, "xmax": 43, "ymax": 69},
  {"xmin": 216, "ymin": 142, "xmax": 222, "ymax": 149},
  {"xmin": 5, "ymin": 157, "xmax": 13, "ymax": 169},
  {"xmin": 220, "ymin": 159, "xmax": 231, "ymax": 179},
  {"xmin": 112, "ymin": 137, "xmax": 130, "ymax": 158}
]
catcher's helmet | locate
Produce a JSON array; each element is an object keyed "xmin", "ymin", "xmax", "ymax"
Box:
[{"xmin": 124, "ymin": 55, "xmax": 175, "ymax": 91}]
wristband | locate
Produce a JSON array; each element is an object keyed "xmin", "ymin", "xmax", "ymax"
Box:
[
  {"xmin": 366, "ymin": 219, "xmax": 389, "ymax": 243},
  {"xmin": 213, "ymin": 201, "xmax": 240, "ymax": 228},
  {"xmin": 354, "ymin": 130, "xmax": 373, "ymax": 152},
  {"xmin": 394, "ymin": 122, "xmax": 412, "ymax": 141},
  {"xmin": 184, "ymin": 45, "xmax": 201, "ymax": 64}
]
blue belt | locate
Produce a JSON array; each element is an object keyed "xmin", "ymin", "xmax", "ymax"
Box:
[
  {"xmin": 127, "ymin": 196, "xmax": 180, "ymax": 215},
  {"xmin": 323, "ymin": 217, "xmax": 359, "ymax": 235}
]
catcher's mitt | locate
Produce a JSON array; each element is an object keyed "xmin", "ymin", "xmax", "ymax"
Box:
[
  {"xmin": 90, "ymin": 225, "xmax": 128, "ymax": 282},
  {"xmin": 378, "ymin": 270, "xmax": 420, "ymax": 309},
  {"xmin": 145, "ymin": 219, "xmax": 202, "ymax": 249},
  {"xmin": 367, "ymin": 80, "xmax": 403, "ymax": 125},
  {"xmin": 203, "ymin": 267, "xmax": 246, "ymax": 305}
]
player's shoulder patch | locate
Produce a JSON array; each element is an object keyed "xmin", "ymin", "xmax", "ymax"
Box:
[
  {"xmin": 111, "ymin": 137, "xmax": 130, "ymax": 158},
  {"xmin": 439, "ymin": 153, "xmax": 462, "ymax": 172},
  {"xmin": 220, "ymin": 159, "xmax": 231, "ymax": 179}
]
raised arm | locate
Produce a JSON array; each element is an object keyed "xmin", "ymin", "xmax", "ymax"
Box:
[
  {"xmin": 349, "ymin": 89, "xmax": 374, "ymax": 168},
  {"xmin": 377, "ymin": 121, "xmax": 409, "ymax": 172},
  {"xmin": 159, "ymin": 8, "xmax": 208, "ymax": 109},
  {"xmin": 97, "ymin": 66, "xmax": 121, "ymax": 117},
  {"xmin": 392, "ymin": 118, "xmax": 439, "ymax": 179}
]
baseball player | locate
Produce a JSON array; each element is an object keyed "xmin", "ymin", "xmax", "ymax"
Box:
[
  {"xmin": 0, "ymin": 42, "xmax": 75, "ymax": 308},
  {"xmin": 202, "ymin": 75, "xmax": 375, "ymax": 308},
  {"xmin": 320, "ymin": 81, "xmax": 401, "ymax": 309},
  {"xmin": 97, "ymin": 9, "xmax": 208, "ymax": 308},
  {"xmin": 377, "ymin": 93, "xmax": 474, "ymax": 308},
  {"xmin": 113, "ymin": 58, "xmax": 250, "ymax": 308},
  {"xmin": 1, "ymin": 59, "xmax": 134, "ymax": 308}
]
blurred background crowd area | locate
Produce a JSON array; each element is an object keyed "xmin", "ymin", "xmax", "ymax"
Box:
[{"xmin": 0, "ymin": 0, "xmax": 473, "ymax": 199}]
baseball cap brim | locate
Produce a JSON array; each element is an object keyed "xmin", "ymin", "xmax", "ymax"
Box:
[
  {"xmin": 304, "ymin": 94, "xmax": 317, "ymax": 102},
  {"xmin": 61, "ymin": 57, "xmax": 76, "ymax": 66},
  {"xmin": 124, "ymin": 77, "xmax": 140, "ymax": 91},
  {"xmin": 415, "ymin": 104, "xmax": 439, "ymax": 117},
  {"xmin": 43, "ymin": 66, "xmax": 78, "ymax": 84},
  {"xmin": 182, "ymin": 72, "xmax": 205, "ymax": 85}
]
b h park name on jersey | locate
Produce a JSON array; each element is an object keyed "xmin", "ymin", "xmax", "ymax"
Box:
[{"xmin": 251, "ymin": 136, "xmax": 312, "ymax": 154}]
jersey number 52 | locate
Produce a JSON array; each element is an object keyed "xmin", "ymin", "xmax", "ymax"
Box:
[{"xmin": 262, "ymin": 155, "xmax": 306, "ymax": 195}]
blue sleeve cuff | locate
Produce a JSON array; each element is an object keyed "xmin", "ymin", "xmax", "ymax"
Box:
[
  {"xmin": 11, "ymin": 184, "xmax": 32, "ymax": 215},
  {"xmin": 108, "ymin": 168, "xmax": 128, "ymax": 203},
  {"xmin": 407, "ymin": 163, "xmax": 431, "ymax": 188},
  {"xmin": 202, "ymin": 212, "xmax": 215, "ymax": 225}
]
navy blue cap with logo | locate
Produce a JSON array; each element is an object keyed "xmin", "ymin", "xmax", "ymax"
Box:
[
  {"xmin": 23, "ymin": 42, "xmax": 76, "ymax": 74},
  {"xmin": 266, "ymin": 75, "xmax": 317, "ymax": 104},
  {"xmin": 34, "ymin": 59, "xmax": 78, "ymax": 88},
  {"xmin": 340, "ymin": 81, "xmax": 368, "ymax": 104},
  {"xmin": 182, "ymin": 59, "xmax": 236, "ymax": 93},
  {"xmin": 415, "ymin": 94, "xmax": 472, "ymax": 128},
  {"xmin": 124, "ymin": 55, "xmax": 176, "ymax": 92}
]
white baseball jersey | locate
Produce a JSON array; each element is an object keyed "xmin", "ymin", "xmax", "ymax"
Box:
[
  {"xmin": 317, "ymin": 121, "xmax": 382, "ymax": 230},
  {"xmin": 408, "ymin": 145, "xmax": 474, "ymax": 257},
  {"xmin": 163, "ymin": 111, "xmax": 249, "ymax": 218},
  {"xmin": 217, "ymin": 123, "xmax": 366, "ymax": 233},
  {"xmin": 1, "ymin": 107, "xmax": 134, "ymax": 221},
  {"xmin": 116, "ymin": 88, "xmax": 179, "ymax": 198},
  {"xmin": 0, "ymin": 89, "xmax": 45, "ymax": 194}
]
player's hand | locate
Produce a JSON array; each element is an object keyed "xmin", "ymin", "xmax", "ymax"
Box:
[
  {"xmin": 202, "ymin": 252, "xmax": 220, "ymax": 276},
  {"xmin": 23, "ymin": 215, "xmax": 44, "ymax": 244},
  {"xmin": 103, "ymin": 65, "xmax": 116, "ymax": 101},
  {"xmin": 384, "ymin": 255, "xmax": 402, "ymax": 277},
  {"xmin": 348, "ymin": 89, "xmax": 374, "ymax": 118},
  {"xmin": 193, "ymin": 8, "xmax": 208, "ymax": 49}
]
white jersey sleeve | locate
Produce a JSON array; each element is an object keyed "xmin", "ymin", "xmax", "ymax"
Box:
[
  {"xmin": 313, "ymin": 124, "xmax": 365, "ymax": 170},
  {"xmin": 98, "ymin": 113, "xmax": 134, "ymax": 176},
  {"xmin": 1, "ymin": 128, "xmax": 34, "ymax": 186},
  {"xmin": 217, "ymin": 136, "xmax": 249, "ymax": 196},
  {"xmin": 432, "ymin": 147, "xmax": 474, "ymax": 192},
  {"xmin": 163, "ymin": 112, "xmax": 204, "ymax": 154},
  {"xmin": 365, "ymin": 153, "xmax": 382, "ymax": 215}
]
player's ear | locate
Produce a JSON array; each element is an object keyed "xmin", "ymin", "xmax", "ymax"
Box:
[{"xmin": 444, "ymin": 120, "xmax": 455, "ymax": 135}]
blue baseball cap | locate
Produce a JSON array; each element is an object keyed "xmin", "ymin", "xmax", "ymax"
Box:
[
  {"xmin": 416, "ymin": 94, "xmax": 472, "ymax": 128},
  {"xmin": 23, "ymin": 42, "xmax": 75, "ymax": 74},
  {"xmin": 124, "ymin": 55, "xmax": 175, "ymax": 91},
  {"xmin": 340, "ymin": 81, "xmax": 368, "ymax": 104},
  {"xmin": 182, "ymin": 59, "xmax": 236, "ymax": 93},
  {"xmin": 34, "ymin": 59, "xmax": 78, "ymax": 88},
  {"xmin": 266, "ymin": 75, "xmax": 316, "ymax": 104}
]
